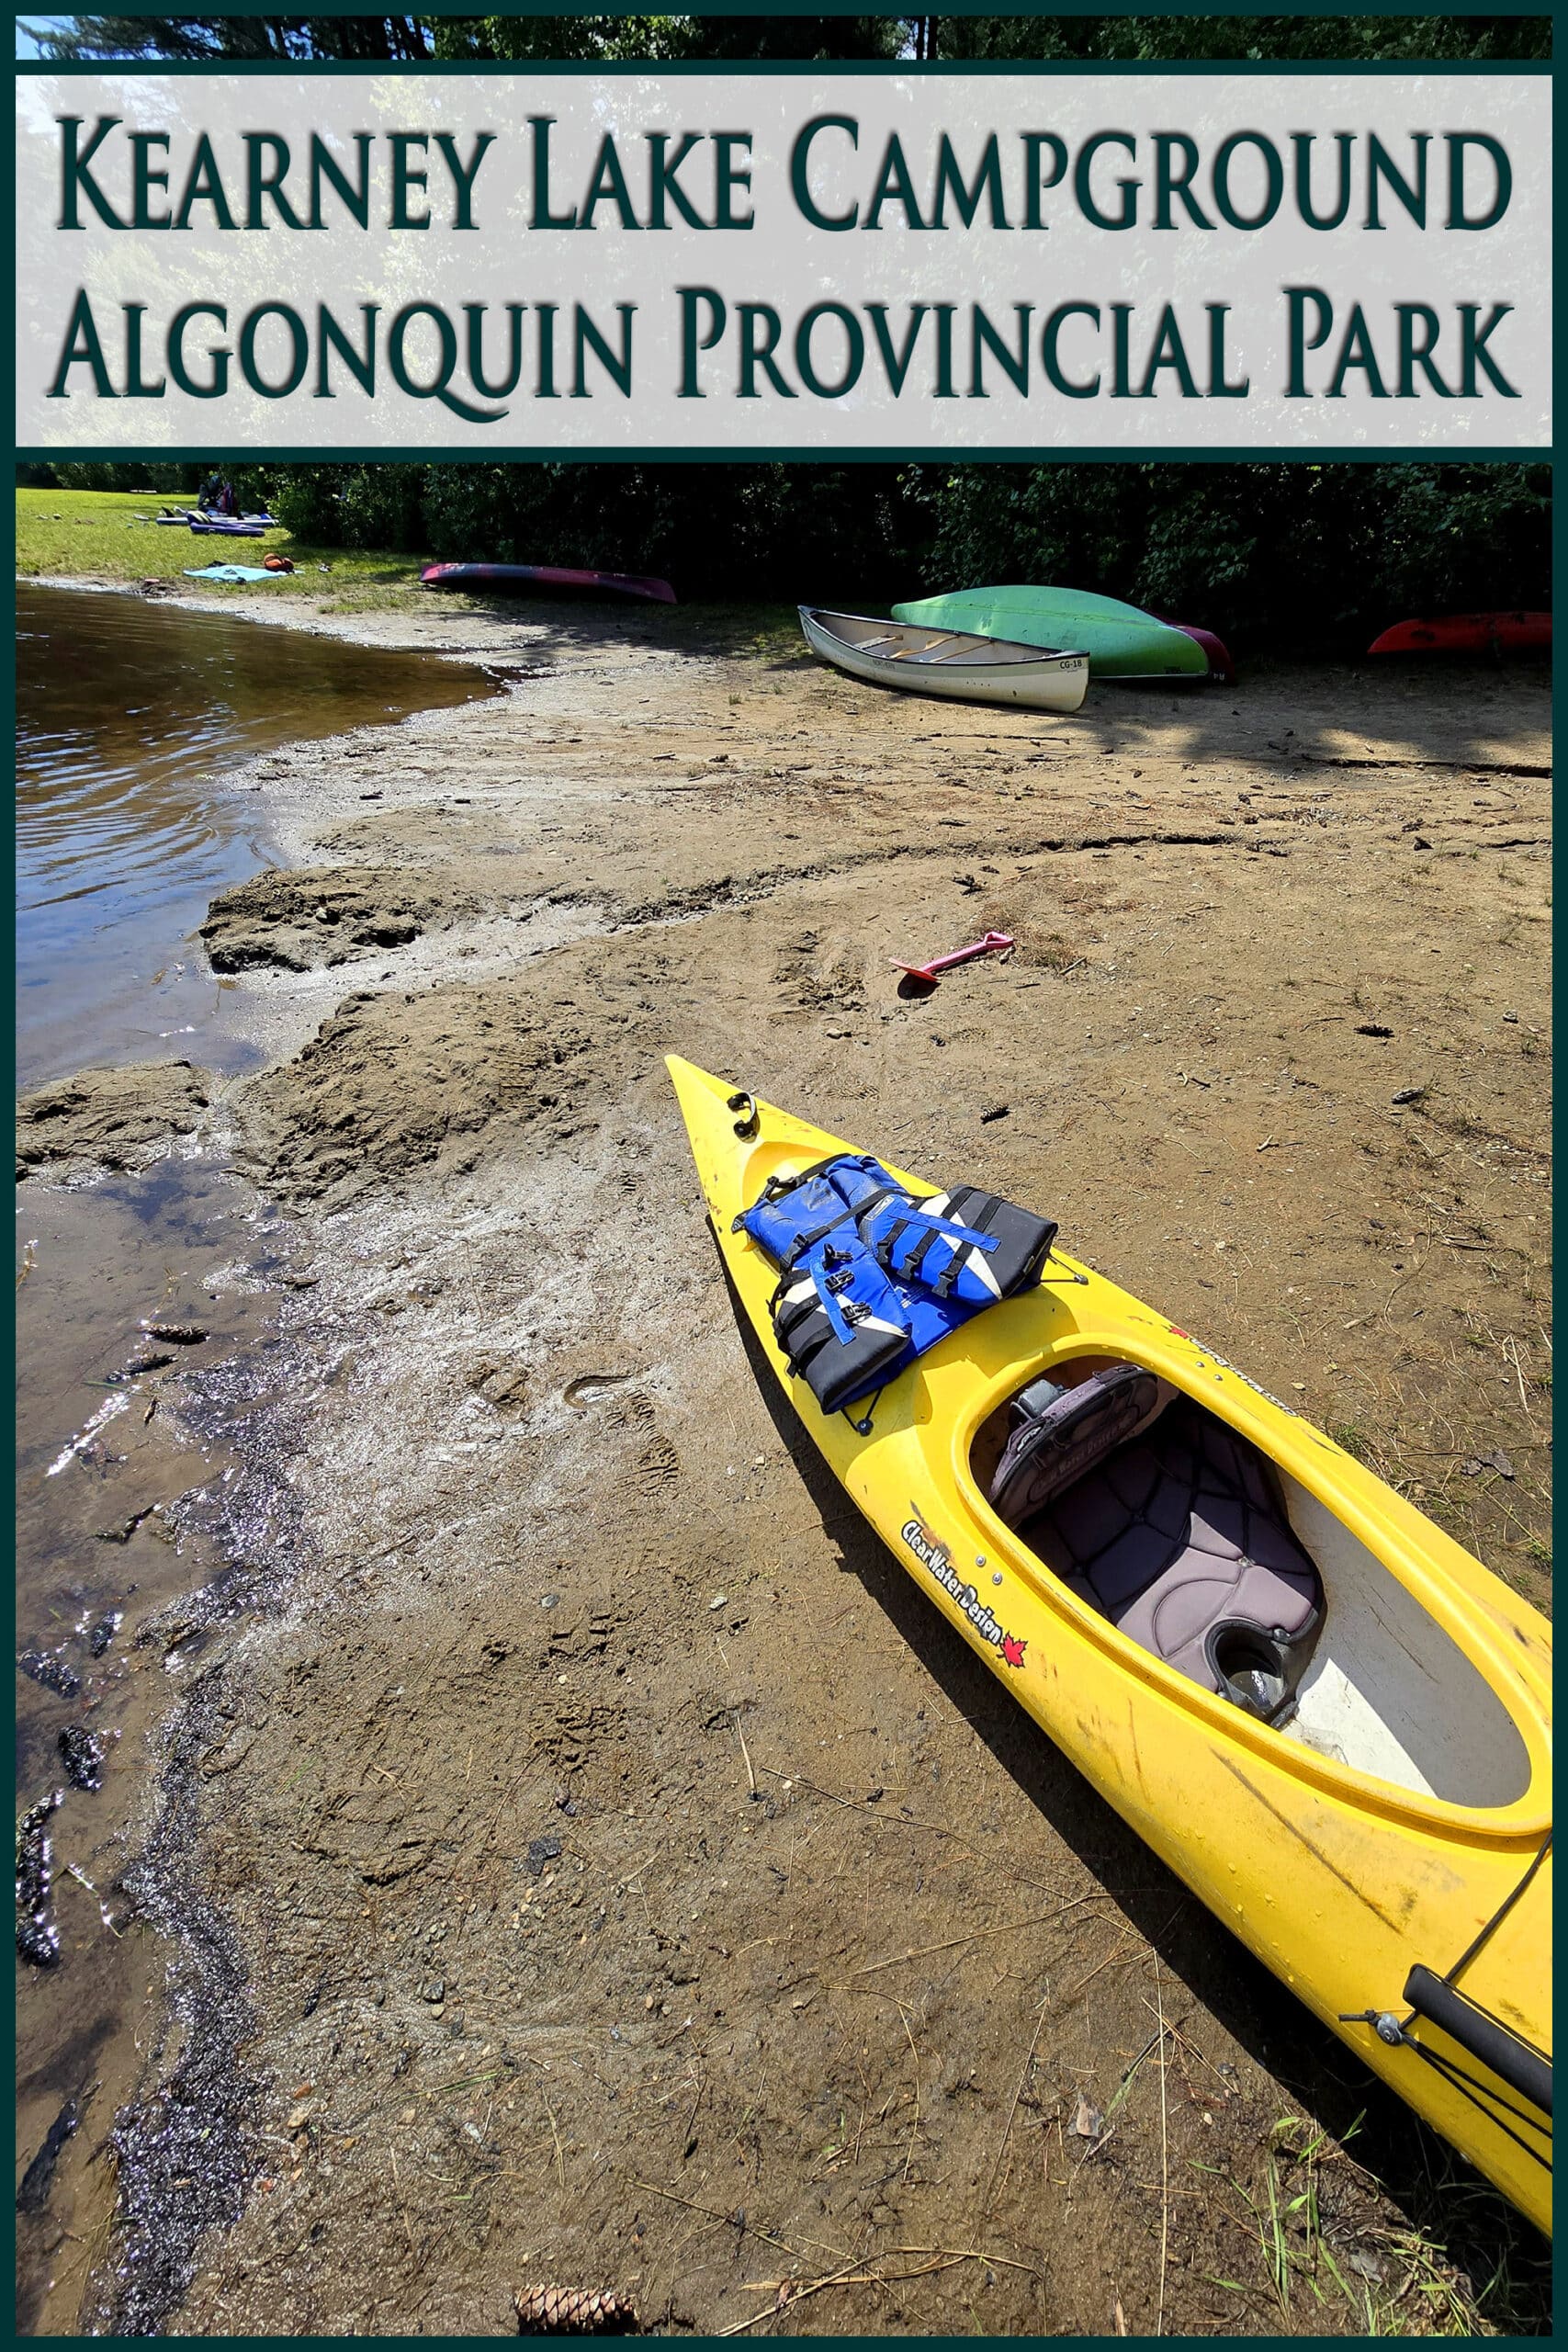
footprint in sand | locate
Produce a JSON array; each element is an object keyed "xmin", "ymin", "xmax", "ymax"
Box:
[{"xmin": 563, "ymin": 1372, "xmax": 636, "ymax": 1408}]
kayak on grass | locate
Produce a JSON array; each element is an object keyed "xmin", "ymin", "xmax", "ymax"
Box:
[
  {"xmin": 798, "ymin": 606, "xmax": 1089, "ymax": 713},
  {"xmin": 154, "ymin": 508, "xmax": 278, "ymax": 530},
  {"xmin": 668, "ymin": 1054, "xmax": 1552, "ymax": 2234},
  {"xmin": 420, "ymin": 561, "xmax": 676, "ymax": 605},
  {"xmin": 893, "ymin": 583, "xmax": 1232, "ymax": 682},
  {"xmin": 1369, "ymin": 613, "xmax": 1551, "ymax": 657}
]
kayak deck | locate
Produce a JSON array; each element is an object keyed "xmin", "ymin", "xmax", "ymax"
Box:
[{"xmin": 668, "ymin": 1055, "xmax": 1552, "ymax": 2233}]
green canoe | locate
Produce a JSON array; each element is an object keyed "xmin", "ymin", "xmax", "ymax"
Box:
[{"xmin": 891, "ymin": 584, "xmax": 1211, "ymax": 679}]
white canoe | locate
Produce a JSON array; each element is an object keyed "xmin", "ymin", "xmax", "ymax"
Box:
[{"xmin": 799, "ymin": 605, "xmax": 1089, "ymax": 713}]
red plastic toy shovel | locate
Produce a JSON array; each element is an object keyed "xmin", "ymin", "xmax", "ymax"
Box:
[{"xmin": 892, "ymin": 929, "xmax": 1015, "ymax": 986}]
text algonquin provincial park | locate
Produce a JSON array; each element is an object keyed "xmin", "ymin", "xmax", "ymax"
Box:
[{"xmin": 16, "ymin": 66, "xmax": 1551, "ymax": 450}]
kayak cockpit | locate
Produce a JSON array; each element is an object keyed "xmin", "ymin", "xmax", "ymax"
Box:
[{"xmin": 973, "ymin": 1358, "xmax": 1533, "ymax": 1810}]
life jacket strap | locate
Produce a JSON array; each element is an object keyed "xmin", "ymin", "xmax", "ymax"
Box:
[
  {"xmin": 870, "ymin": 1204, "xmax": 1002, "ymax": 1292},
  {"xmin": 780, "ymin": 1184, "xmax": 902, "ymax": 1271},
  {"xmin": 739, "ymin": 1153, "xmax": 1057, "ymax": 1416},
  {"xmin": 757, "ymin": 1151, "xmax": 874, "ymax": 1204}
]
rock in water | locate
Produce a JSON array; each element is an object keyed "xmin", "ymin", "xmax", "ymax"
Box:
[
  {"xmin": 60, "ymin": 1725, "xmax": 106, "ymax": 1792},
  {"xmin": 88, "ymin": 1611, "xmax": 123, "ymax": 1658},
  {"xmin": 16, "ymin": 1060, "xmax": 210, "ymax": 1183},
  {"xmin": 16, "ymin": 2095, "xmax": 81, "ymax": 2213},
  {"xmin": 16, "ymin": 1792, "xmax": 62, "ymax": 1966},
  {"xmin": 17, "ymin": 1650, "xmax": 81, "ymax": 1701}
]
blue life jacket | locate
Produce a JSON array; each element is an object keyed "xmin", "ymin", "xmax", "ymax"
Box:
[{"xmin": 735, "ymin": 1155, "xmax": 1057, "ymax": 1417}]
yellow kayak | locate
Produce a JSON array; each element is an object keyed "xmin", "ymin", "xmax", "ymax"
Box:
[{"xmin": 668, "ymin": 1056, "xmax": 1552, "ymax": 2234}]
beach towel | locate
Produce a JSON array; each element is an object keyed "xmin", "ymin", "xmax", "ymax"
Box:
[{"xmin": 183, "ymin": 564, "xmax": 283, "ymax": 582}]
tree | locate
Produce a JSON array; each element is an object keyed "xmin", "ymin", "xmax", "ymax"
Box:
[
  {"xmin": 24, "ymin": 15, "xmax": 1552, "ymax": 66},
  {"xmin": 908, "ymin": 460, "xmax": 1551, "ymax": 650},
  {"xmin": 430, "ymin": 17, "xmax": 715, "ymax": 63},
  {"xmin": 24, "ymin": 13, "xmax": 905, "ymax": 62},
  {"xmin": 432, "ymin": 16, "xmax": 903, "ymax": 62},
  {"xmin": 955, "ymin": 17, "xmax": 1551, "ymax": 63},
  {"xmin": 22, "ymin": 16, "xmax": 434, "ymax": 60}
]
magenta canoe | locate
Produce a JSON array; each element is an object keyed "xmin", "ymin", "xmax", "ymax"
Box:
[{"xmin": 420, "ymin": 561, "xmax": 676, "ymax": 605}]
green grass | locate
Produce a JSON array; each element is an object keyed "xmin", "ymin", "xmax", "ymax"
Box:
[
  {"xmin": 15, "ymin": 486, "xmax": 431, "ymax": 613},
  {"xmin": 15, "ymin": 490, "xmax": 807, "ymax": 648},
  {"xmin": 1201, "ymin": 2113, "xmax": 1551, "ymax": 2337}
]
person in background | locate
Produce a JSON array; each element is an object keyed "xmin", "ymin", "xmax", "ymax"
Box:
[{"xmin": 197, "ymin": 468, "xmax": 222, "ymax": 511}]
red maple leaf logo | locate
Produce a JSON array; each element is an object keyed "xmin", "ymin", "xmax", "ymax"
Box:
[{"xmin": 1001, "ymin": 1633, "xmax": 1027, "ymax": 1669}]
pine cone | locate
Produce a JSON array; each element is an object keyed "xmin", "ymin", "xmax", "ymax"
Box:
[{"xmin": 514, "ymin": 2284, "xmax": 640, "ymax": 2335}]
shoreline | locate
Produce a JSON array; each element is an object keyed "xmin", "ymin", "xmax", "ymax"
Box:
[
  {"xmin": 17, "ymin": 591, "xmax": 1553, "ymax": 2333},
  {"xmin": 18, "ymin": 565, "xmax": 533, "ymax": 656},
  {"xmin": 18, "ymin": 565, "xmax": 801, "ymax": 665}
]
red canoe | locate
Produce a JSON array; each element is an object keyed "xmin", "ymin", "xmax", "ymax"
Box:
[
  {"xmin": 1158, "ymin": 619, "xmax": 1236, "ymax": 684},
  {"xmin": 1369, "ymin": 612, "xmax": 1550, "ymax": 656},
  {"xmin": 420, "ymin": 561, "xmax": 676, "ymax": 605}
]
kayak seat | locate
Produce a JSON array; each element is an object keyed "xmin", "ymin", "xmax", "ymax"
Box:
[
  {"xmin": 994, "ymin": 1378, "xmax": 1324, "ymax": 1720},
  {"xmin": 989, "ymin": 1363, "xmax": 1164, "ymax": 1524}
]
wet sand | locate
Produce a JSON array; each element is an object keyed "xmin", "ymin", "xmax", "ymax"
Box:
[{"xmin": 17, "ymin": 583, "xmax": 1551, "ymax": 2335}]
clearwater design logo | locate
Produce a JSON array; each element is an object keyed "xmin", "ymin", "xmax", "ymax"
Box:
[{"xmin": 901, "ymin": 1508, "xmax": 1027, "ymax": 1669}]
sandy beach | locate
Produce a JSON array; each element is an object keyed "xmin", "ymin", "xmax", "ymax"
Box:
[{"xmin": 17, "ymin": 584, "xmax": 1551, "ymax": 2334}]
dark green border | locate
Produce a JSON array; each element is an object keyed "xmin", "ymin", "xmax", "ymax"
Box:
[
  {"xmin": 16, "ymin": 49, "xmax": 1551, "ymax": 461},
  {"xmin": 14, "ymin": 447, "xmax": 1553, "ymax": 462},
  {"xmin": 15, "ymin": 55, "xmax": 1554, "ymax": 74},
  {"xmin": 6, "ymin": 10, "xmax": 1560, "ymax": 2332},
  {"xmin": 18, "ymin": 1, "xmax": 1550, "ymax": 17},
  {"xmin": 9, "ymin": 17, "xmax": 1557, "ymax": 458}
]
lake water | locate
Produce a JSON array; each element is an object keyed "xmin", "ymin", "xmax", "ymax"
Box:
[
  {"xmin": 15, "ymin": 582, "xmax": 493, "ymax": 1086},
  {"xmin": 14, "ymin": 584, "xmax": 496, "ymax": 2329}
]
